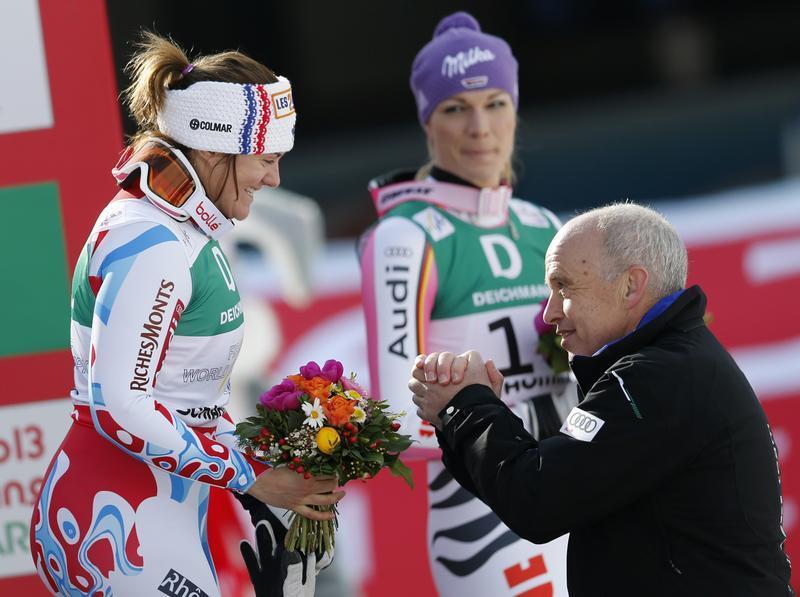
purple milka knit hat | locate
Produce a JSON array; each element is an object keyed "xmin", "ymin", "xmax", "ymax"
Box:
[{"xmin": 410, "ymin": 11, "xmax": 518, "ymax": 124}]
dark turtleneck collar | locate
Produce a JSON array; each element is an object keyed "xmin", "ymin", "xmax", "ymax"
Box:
[
  {"xmin": 369, "ymin": 166, "xmax": 505, "ymax": 191},
  {"xmin": 429, "ymin": 166, "xmax": 480, "ymax": 189},
  {"xmin": 569, "ymin": 285, "xmax": 708, "ymax": 396}
]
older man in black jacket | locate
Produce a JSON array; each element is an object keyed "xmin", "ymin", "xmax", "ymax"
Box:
[{"xmin": 410, "ymin": 203, "xmax": 793, "ymax": 596}]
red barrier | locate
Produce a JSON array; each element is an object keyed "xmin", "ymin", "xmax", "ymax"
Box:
[{"xmin": 0, "ymin": 0, "xmax": 122, "ymax": 592}]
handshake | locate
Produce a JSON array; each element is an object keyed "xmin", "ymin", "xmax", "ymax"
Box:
[{"xmin": 409, "ymin": 350, "xmax": 504, "ymax": 429}]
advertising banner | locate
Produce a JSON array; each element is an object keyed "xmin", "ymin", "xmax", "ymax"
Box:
[
  {"xmin": 0, "ymin": 399, "xmax": 71, "ymax": 579},
  {"xmin": 0, "ymin": 0, "xmax": 52, "ymax": 134}
]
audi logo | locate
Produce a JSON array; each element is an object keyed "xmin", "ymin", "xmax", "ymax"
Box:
[
  {"xmin": 384, "ymin": 247, "xmax": 412, "ymax": 258},
  {"xmin": 569, "ymin": 412, "xmax": 597, "ymax": 432}
]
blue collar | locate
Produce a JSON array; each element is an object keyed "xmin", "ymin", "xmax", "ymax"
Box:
[{"xmin": 592, "ymin": 289, "xmax": 685, "ymax": 356}]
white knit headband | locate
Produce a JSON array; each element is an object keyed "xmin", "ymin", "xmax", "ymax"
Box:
[{"xmin": 157, "ymin": 77, "xmax": 296, "ymax": 155}]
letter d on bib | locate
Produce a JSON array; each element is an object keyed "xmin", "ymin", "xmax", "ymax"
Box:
[{"xmin": 479, "ymin": 234, "xmax": 522, "ymax": 279}]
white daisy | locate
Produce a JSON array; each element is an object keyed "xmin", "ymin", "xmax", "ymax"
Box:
[
  {"xmin": 301, "ymin": 398, "xmax": 326, "ymax": 428},
  {"xmin": 351, "ymin": 406, "xmax": 367, "ymax": 424}
]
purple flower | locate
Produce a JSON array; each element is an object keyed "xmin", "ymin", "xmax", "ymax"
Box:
[
  {"xmin": 534, "ymin": 298, "xmax": 555, "ymax": 337},
  {"xmin": 299, "ymin": 359, "xmax": 344, "ymax": 382},
  {"xmin": 320, "ymin": 359, "xmax": 344, "ymax": 383},
  {"xmin": 299, "ymin": 361, "xmax": 322, "ymax": 380},
  {"xmin": 259, "ymin": 379, "xmax": 302, "ymax": 411},
  {"xmin": 341, "ymin": 375, "xmax": 373, "ymax": 399}
]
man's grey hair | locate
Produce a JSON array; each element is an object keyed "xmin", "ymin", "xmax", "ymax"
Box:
[{"xmin": 573, "ymin": 202, "xmax": 688, "ymax": 298}]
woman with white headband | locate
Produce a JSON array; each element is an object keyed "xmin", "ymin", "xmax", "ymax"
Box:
[
  {"xmin": 361, "ymin": 12, "xmax": 577, "ymax": 595},
  {"xmin": 30, "ymin": 33, "xmax": 340, "ymax": 597}
]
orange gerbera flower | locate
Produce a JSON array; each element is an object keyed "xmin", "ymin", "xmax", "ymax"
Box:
[
  {"xmin": 323, "ymin": 394, "xmax": 356, "ymax": 427},
  {"xmin": 288, "ymin": 374, "xmax": 332, "ymax": 402}
]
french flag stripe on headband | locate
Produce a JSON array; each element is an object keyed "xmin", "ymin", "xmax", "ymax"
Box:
[
  {"xmin": 239, "ymin": 85, "xmax": 257, "ymax": 154},
  {"xmin": 253, "ymin": 85, "xmax": 271, "ymax": 154}
]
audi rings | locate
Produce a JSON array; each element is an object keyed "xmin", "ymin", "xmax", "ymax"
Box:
[{"xmin": 569, "ymin": 412, "xmax": 598, "ymax": 432}]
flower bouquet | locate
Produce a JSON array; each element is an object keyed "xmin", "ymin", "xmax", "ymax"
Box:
[
  {"xmin": 535, "ymin": 299, "xmax": 570, "ymax": 375},
  {"xmin": 235, "ymin": 359, "xmax": 413, "ymax": 555}
]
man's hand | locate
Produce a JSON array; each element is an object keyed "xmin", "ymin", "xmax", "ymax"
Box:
[
  {"xmin": 237, "ymin": 494, "xmax": 333, "ymax": 597},
  {"xmin": 409, "ymin": 350, "xmax": 504, "ymax": 428},
  {"xmin": 246, "ymin": 467, "xmax": 343, "ymax": 520}
]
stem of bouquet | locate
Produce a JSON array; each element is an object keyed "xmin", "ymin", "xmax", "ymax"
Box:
[{"xmin": 285, "ymin": 503, "xmax": 339, "ymax": 555}]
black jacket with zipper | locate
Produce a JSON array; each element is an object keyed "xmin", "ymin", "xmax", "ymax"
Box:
[{"xmin": 436, "ymin": 286, "xmax": 793, "ymax": 596}]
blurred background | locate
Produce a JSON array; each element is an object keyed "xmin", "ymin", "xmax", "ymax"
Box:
[
  {"xmin": 1, "ymin": 1, "xmax": 798, "ymax": 595},
  {"xmin": 108, "ymin": 0, "xmax": 800, "ymax": 236}
]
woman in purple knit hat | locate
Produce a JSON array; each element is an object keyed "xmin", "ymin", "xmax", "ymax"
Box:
[{"xmin": 360, "ymin": 11, "xmax": 577, "ymax": 596}]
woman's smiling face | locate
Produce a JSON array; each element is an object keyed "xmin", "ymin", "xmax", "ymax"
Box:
[{"xmin": 195, "ymin": 152, "xmax": 283, "ymax": 220}]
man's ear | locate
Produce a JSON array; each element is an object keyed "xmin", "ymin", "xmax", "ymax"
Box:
[{"xmin": 623, "ymin": 266, "xmax": 649, "ymax": 309}]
